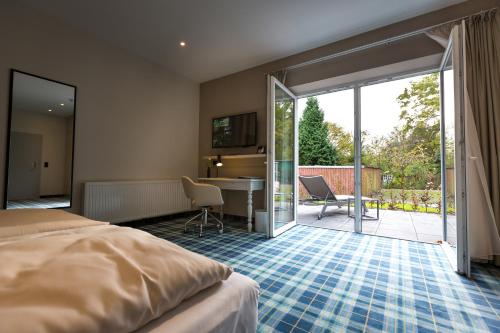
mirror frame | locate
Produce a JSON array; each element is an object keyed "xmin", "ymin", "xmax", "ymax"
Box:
[{"xmin": 3, "ymin": 69, "xmax": 77, "ymax": 209}]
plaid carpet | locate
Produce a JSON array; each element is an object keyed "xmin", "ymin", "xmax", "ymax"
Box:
[
  {"xmin": 7, "ymin": 197, "xmax": 70, "ymax": 209},
  {"xmin": 134, "ymin": 217, "xmax": 500, "ymax": 333}
]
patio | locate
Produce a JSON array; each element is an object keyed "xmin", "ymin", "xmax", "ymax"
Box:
[{"xmin": 298, "ymin": 203, "xmax": 457, "ymax": 244}]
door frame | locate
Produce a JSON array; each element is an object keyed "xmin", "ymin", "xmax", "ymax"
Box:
[
  {"xmin": 286, "ymin": 35, "xmax": 469, "ymax": 275},
  {"xmin": 353, "ymin": 86, "xmax": 363, "ymax": 232},
  {"xmin": 267, "ymin": 75, "xmax": 298, "ymax": 237},
  {"xmin": 439, "ymin": 38, "xmax": 453, "ymax": 245},
  {"xmin": 454, "ymin": 23, "xmax": 470, "ymax": 277},
  {"xmin": 439, "ymin": 24, "xmax": 469, "ymax": 276}
]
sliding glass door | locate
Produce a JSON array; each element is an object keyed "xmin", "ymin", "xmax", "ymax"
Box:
[
  {"xmin": 440, "ymin": 45, "xmax": 457, "ymax": 248},
  {"xmin": 440, "ymin": 25, "xmax": 469, "ymax": 276},
  {"xmin": 267, "ymin": 76, "xmax": 298, "ymax": 237},
  {"xmin": 267, "ymin": 27, "xmax": 469, "ymax": 277}
]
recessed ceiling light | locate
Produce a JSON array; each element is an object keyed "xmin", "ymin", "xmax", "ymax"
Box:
[
  {"xmin": 60, "ymin": 103, "xmax": 64, "ymax": 106},
  {"xmin": 179, "ymin": 41, "xmax": 187, "ymax": 47},
  {"xmin": 48, "ymin": 109, "xmax": 52, "ymax": 112}
]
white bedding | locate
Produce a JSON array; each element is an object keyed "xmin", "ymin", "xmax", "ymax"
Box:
[
  {"xmin": 0, "ymin": 209, "xmax": 252, "ymax": 333},
  {"xmin": 135, "ymin": 272, "xmax": 259, "ymax": 333}
]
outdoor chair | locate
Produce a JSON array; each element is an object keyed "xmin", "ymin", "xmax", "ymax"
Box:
[
  {"xmin": 299, "ymin": 175, "xmax": 352, "ymax": 220},
  {"xmin": 299, "ymin": 175, "xmax": 376, "ymax": 220}
]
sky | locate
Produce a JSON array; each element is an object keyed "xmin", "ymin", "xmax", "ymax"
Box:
[{"xmin": 297, "ymin": 72, "xmax": 454, "ymax": 141}]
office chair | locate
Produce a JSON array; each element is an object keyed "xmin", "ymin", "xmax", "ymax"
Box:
[{"xmin": 181, "ymin": 176, "xmax": 224, "ymax": 237}]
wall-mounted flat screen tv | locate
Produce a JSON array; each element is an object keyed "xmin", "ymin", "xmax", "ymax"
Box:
[{"xmin": 212, "ymin": 112, "xmax": 257, "ymax": 148}]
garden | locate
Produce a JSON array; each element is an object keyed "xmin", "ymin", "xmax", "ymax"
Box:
[{"xmin": 299, "ymin": 73, "xmax": 455, "ymax": 216}]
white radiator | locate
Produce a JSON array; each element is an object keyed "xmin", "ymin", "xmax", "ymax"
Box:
[{"xmin": 83, "ymin": 179, "xmax": 191, "ymax": 223}]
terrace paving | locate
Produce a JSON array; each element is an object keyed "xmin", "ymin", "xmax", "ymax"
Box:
[{"xmin": 297, "ymin": 203, "xmax": 457, "ymax": 245}]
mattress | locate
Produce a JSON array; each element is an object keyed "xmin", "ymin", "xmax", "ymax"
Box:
[
  {"xmin": 0, "ymin": 209, "xmax": 260, "ymax": 333},
  {"xmin": 135, "ymin": 272, "xmax": 259, "ymax": 333}
]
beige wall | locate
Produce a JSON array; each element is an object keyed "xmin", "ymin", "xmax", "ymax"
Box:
[
  {"xmin": 11, "ymin": 110, "xmax": 70, "ymax": 196},
  {"xmin": 64, "ymin": 116, "xmax": 74, "ymax": 194},
  {"xmin": 199, "ymin": 0, "xmax": 499, "ymax": 217},
  {"xmin": 0, "ymin": 2, "xmax": 199, "ymax": 213}
]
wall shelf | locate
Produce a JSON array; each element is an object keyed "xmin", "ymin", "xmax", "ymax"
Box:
[{"xmin": 203, "ymin": 154, "xmax": 266, "ymax": 160}]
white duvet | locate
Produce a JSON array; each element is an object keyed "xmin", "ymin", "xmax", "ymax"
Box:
[{"xmin": 0, "ymin": 210, "xmax": 233, "ymax": 333}]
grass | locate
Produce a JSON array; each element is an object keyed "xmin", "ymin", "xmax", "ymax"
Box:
[
  {"xmin": 374, "ymin": 189, "xmax": 455, "ymax": 214},
  {"xmin": 300, "ymin": 198, "xmax": 455, "ymax": 215},
  {"xmin": 380, "ymin": 189, "xmax": 442, "ymax": 201},
  {"xmin": 365, "ymin": 202, "xmax": 455, "ymax": 214},
  {"xmin": 299, "ymin": 185, "xmax": 457, "ymax": 215}
]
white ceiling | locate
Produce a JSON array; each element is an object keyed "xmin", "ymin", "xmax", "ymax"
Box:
[
  {"xmin": 20, "ymin": 0, "xmax": 464, "ymax": 82},
  {"xmin": 12, "ymin": 71, "xmax": 75, "ymax": 118}
]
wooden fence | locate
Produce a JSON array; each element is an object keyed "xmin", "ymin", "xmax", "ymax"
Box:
[
  {"xmin": 299, "ymin": 166, "xmax": 381, "ymax": 199},
  {"xmin": 445, "ymin": 168, "xmax": 455, "ymax": 194}
]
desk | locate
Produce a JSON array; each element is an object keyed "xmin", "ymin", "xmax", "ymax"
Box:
[{"xmin": 198, "ymin": 178, "xmax": 265, "ymax": 232}]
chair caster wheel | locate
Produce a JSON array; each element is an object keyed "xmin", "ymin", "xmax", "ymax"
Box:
[{"xmin": 218, "ymin": 229, "xmax": 223, "ymax": 234}]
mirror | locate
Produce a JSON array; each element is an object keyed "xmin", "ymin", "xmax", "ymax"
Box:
[{"xmin": 4, "ymin": 70, "xmax": 76, "ymax": 209}]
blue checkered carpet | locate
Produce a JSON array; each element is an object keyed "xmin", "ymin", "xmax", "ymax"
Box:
[
  {"xmin": 134, "ymin": 218, "xmax": 500, "ymax": 333},
  {"xmin": 7, "ymin": 197, "xmax": 70, "ymax": 209}
]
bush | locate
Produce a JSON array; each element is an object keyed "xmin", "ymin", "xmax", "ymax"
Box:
[
  {"xmin": 399, "ymin": 189, "xmax": 408, "ymax": 211},
  {"xmin": 411, "ymin": 191, "xmax": 419, "ymax": 211},
  {"xmin": 377, "ymin": 191, "xmax": 386, "ymax": 207},
  {"xmin": 420, "ymin": 181, "xmax": 433, "ymax": 212},
  {"xmin": 388, "ymin": 191, "xmax": 397, "ymax": 210}
]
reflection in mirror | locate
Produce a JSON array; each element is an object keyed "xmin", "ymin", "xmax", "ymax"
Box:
[{"xmin": 5, "ymin": 70, "xmax": 76, "ymax": 209}]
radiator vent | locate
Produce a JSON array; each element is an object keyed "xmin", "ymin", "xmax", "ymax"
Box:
[{"xmin": 83, "ymin": 179, "xmax": 191, "ymax": 223}]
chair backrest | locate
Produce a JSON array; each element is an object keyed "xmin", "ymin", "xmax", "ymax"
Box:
[
  {"xmin": 299, "ymin": 175, "xmax": 337, "ymax": 201},
  {"xmin": 181, "ymin": 176, "xmax": 196, "ymax": 199},
  {"xmin": 181, "ymin": 176, "xmax": 224, "ymax": 206}
]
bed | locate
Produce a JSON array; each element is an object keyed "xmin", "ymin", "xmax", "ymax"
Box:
[{"xmin": 0, "ymin": 209, "xmax": 259, "ymax": 333}]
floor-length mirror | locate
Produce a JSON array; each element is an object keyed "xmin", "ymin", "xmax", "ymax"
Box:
[{"xmin": 4, "ymin": 70, "xmax": 76, "ymax": 209}]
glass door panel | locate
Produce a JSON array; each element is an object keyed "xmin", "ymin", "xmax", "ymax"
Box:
[
  {"xmin": 267, "ymin": 76, "xmax": 297, "ymax": 237},
  {"xmin": 360, "ymin": 74, "xmax": 444, "ymax": 241},
  {"xmin": 441, "ymin": 54, "xmax": 457, "ymax": 247},
  {"xmin": 297, "ymin": 89, "xmax": 356, "ymax": 232},
  {"xmin": 440, "ymin": 25, "xmax": 469, "ymax": 276}
]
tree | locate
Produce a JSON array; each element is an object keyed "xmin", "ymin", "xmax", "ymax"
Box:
[
  {"xmin": 361, "ymin": 73, "xmax": 442, "ymax": 190},
  {"xmin": 367, "ymin": 74, "xmax": 441, "ymax": 189},
  {"xmin": 397, "ymin": 73, "xmax": 441, "ymax": 172},
  {"xmin": 299, "ymin": 97, "xmax": 338, "ymax": 165},
  {"xmin": 384, "ymin": 129, "xmax": 433, "ymax": 189},
  {"xmin": 327, "ymin": 122, "xmax": 354, "ymax": 165},
  {"xmin": 274, "ymin": 99, "xmax": 294, "ymax": 161},
  {"xmin": 362, "ymin": 136, "xmax": 388, "ymax": 169}
]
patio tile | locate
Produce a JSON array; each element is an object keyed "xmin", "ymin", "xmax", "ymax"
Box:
[
  {"xmin": 376, "ymin": 229, "xmax": 418, "ymax": 241},
  {"xmin": 361, "ymin": 223, "xmax": 380, "ymax": 229},
  {"xmin": 377, "ymin": 226, "xmax": 415, "ymax": 234},
  {"xmin": 413, "ymin": 223, "xmax": 441, "ymax": 235},
  {"xmin": 381, "ymin": 217, "xmax": 413, "ymax": 224},
  {"xmin": 411, "ymin": 212, "xmax": 442, "ymax": 220},
  {"xmin": 333, "ymin": 224, "xmax": 355, "ymax": 232},
  {"xmin": 417, "ymin": 233, "xmax": 441, "ymax": 243},
  {"xmin": 361, "ymin": 228, "xmax": 378, "ymax": 235},
  {"xmin": 381, "ymin": 218, "xmax": 413, "ymax": 225},
  {"xmin": 297, "ymin": 205, "xmax": 446, "ymax": 244},
  {"xmin": 378, "ymin": 220, "xmax": 413, "ymax": 227}
]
